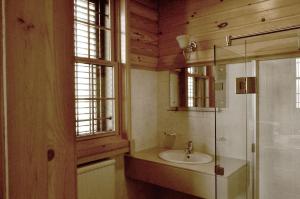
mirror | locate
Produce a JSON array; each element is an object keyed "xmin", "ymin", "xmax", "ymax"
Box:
[{"xmin": 169, "ymin": 65, "xmax": 226, "ymax": 110}]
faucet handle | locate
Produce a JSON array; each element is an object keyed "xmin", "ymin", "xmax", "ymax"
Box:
[
  {"xmin": 185, "ymin": 141, "xmax": 193, "ymax": 155},
  {"xmin": 186, "ymin": 141, "xmax": 193, "ymax": 150}
]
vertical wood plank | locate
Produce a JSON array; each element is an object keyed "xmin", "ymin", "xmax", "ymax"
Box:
[
  {"xmin": 7, "ymin": 1, "xmax": 48, "ymax": 198},
  {"xmin": 0, "ymin": 0, "xmax": 5, "ymax": 198},
  {"xmin": 47, "ymin": 0, "xmax": 77, "ymax": 198},
  {"xmin": 6, "ymin": 0, "xmax": 76, "ymax": 198}
]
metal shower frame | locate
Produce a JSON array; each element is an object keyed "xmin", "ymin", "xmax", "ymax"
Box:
[{"xmin": 226, "ymin": 24, "xmax": 300, "ymax": 46}]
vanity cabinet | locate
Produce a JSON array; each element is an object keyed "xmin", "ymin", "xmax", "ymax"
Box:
[{"xmin": 125, "ymin": 148, "xmax": 247, "ymax": 199}]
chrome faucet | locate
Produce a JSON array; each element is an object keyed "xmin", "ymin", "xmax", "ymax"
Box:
[{"xmin": 185, "ymin": 141, "xmax": 193, "ymax": 157}]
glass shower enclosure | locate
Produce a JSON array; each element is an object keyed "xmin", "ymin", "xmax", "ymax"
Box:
[
  {"xmin": 214, "ymin": 44, "xmax": 255, "ymax": 199},
  {"xmin": 214, "ymin": 29, "xmax": 300, "ymax": 199}
]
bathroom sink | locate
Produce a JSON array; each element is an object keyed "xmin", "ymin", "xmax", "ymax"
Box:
[{"xmin": 158, "ymin": 150, "xmax": 212, "ymax": 164}]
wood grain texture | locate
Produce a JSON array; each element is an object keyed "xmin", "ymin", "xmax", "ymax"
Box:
[
  {"xmin": 0, "ymin": 1, "xmax": 5, "ymax": 198},
  {"xmin": 134, "ymin": 0, "xmax": 157, "ymax": 10},
  {"xmin": 130, "ymin": 13, "xmax": 158, "ymax": 34},
  {"xmin": 77, "ymin": 136, "xmax": 129, "ymax": 164},
  {"xmin": 131, "ymin": 40, "xmax": 159, "ymax": 57},
  {"xmin": 47, "ymin": 0, "xmax": 77, "ymax": 198},
  {"xmin": 129, "ymin": 0, "xmax": 159, "ymax": 69},
  {"xmin": 131, "ymin": 28, "xmax": 158, "ymax": 45},
  {"xmin": 6, "ymin": 0, "xmax": 76, "ymax": 198},
  {"xmin": 158, "ymin": 0, "xmax": 300, "ymax": 68},
  {"xmin": 130, "ymin": 53, "xmax": 158, "ymax": 68},
  {"xmin": 130, "ymin": 0, "xmax": 158, "ymax": 21}
]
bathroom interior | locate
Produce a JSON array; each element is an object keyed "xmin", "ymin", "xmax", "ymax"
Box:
[{"xmin": 1, "ymin": 0, "xmax": 300, "ymax": 199}]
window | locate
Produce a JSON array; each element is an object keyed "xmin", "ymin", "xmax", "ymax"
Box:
[
  {"xmin": 187, "ymin": 68, "xmax": 195, "ymax": 107},
  {"xmin": 297, "ymin": 58, "xmax": 300, "ymax": 108},
  {"xmin": 187, "ymin": 67, "xmax": 207, "ymax": 107},
  {"xmin": 74, "ymin": 0, "xmax": 117, "ymax": 136}
]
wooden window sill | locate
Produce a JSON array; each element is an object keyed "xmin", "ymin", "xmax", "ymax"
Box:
[{"xmin": 77, "ymin": 135, "xmax": 129, "ymax": 165}]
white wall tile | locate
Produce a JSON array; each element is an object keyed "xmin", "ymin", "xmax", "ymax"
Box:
[{"xmin": 131, "ymin": 69, "xmax": 158, "ymax": 152}]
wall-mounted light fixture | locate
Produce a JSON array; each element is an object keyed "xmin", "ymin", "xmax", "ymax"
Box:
[{"xmin": 176, "ymin": 34, "xmax": 197, "ymax": 60}]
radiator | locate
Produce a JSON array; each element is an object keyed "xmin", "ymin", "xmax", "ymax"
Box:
[{"xmin": 77, "ymin": 159, "xmax": 116, "ymax": 199}]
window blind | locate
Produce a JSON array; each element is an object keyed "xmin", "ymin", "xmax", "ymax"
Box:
[{"xmin": 74, "ymin": 0, "xmax": 115, "ymax": 136}]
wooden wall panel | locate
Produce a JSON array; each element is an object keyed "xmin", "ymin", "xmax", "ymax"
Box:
[
  {"xmin": 0, "ymin": 0, "xmax": 5, "ymax": 198},
  {"xmin": 158, "ymin": 0, "xmax": 300, "ymax": 68},
  {"xmin": 130, "ymin": 13, "xmax": 158, "ymax": 34},
  {"xmin": 134, "ymin": 0, "xmax": 157, "ymax": 10},
  {"xmin": 130, "ymin": 0, "xmax": 158, "ymax": 21},
  {"xmin": 131, "ymin": 40, "xmax": 159, "ymax": 57},
  {"xmin": 6, "ymin": 0, "xmax": 76, "ymax": 198},
  {"xmin": 48, "ymin": 1, "xmax": 77, "ymax": 198},
  {"xmin": 130, "ymin": 54, "xmax": 159, "ymax": 69},
  {"xmin": 129, "ymin": 0, "xmax": 159, "ymax": 69}
]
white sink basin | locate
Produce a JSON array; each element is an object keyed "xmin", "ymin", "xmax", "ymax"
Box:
[{"xmin": 158, "ymin": 150, "xmax": 213, "ymax": 164}]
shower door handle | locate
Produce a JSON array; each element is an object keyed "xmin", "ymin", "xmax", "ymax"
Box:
[
  {"xmin": 215, "ymin": 165, "xmax": 224, "ymax": 176},
  {"xmin": 236, "ymin": 77, "xmax": 256, "ymax": 94}
]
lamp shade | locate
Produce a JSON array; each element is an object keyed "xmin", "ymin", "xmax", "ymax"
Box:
[{"xmin": 176, "ymin": 34, "xmax": 190, "ymax": 49}]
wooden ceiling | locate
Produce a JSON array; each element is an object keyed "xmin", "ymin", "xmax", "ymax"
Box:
[{"xmin": 129, "ymin": 0, "xmax": 300, "ymax": 69}]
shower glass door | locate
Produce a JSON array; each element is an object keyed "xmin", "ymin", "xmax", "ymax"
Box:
[
  {"xmin": 214, "ymin": 29, "xmax": 300, "ymax": 199},
  {"xmin": 245, "ymin": 31, "xmax": 300, "ymax": 199},
  {"xmin": 255, "ymin": 57, "xmax": 300, "ymax": 199},
  {"xmin": 214, "ymin": 44, "xmax": 255, "ymax": 199}
]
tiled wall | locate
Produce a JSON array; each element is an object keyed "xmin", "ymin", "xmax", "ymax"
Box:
[
  {"xmin": 131, "ymin": 64, "xmax": 254, "ymax": 159},
  {"xmin": 156, "ymin": 64, "xmax": 255, "ymax": 160},
  {"xmin": 131, "ymin": 69, "xmax": 159, "ymax": 152},
  {"xmin": 157, "ymin": 71, "xmax": 215, "ymax": 153}
]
